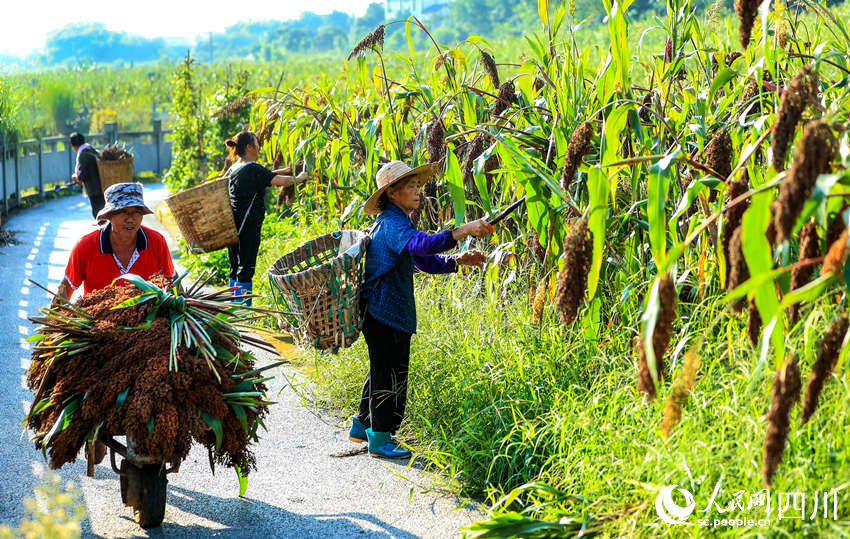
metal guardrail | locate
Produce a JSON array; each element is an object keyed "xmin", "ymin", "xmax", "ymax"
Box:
[{"xmin": 0, "ymin": 120, "xmax": 173, "ymax": 215}]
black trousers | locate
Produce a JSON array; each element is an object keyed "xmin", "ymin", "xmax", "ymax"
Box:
[
  {"xmin": 89, "ymin": 194, "xmax": 105, "ymax": 219},
  {"xmin": 228, "ymin": 220, "xmax": 262, "ymax": 282},
  {"xmin": 357, "ymin": 312, "xmax": 412, "ymax": 434}
]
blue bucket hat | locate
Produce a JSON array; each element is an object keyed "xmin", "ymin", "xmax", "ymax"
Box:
[{"xmin": 96, "ymin": 182, "xmax": 154, "ymax": 221}]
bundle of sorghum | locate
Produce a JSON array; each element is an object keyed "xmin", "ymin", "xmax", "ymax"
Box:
[
  {"xmin": 26, "ymin": 274, "xmax": 275, "ymax": 480},
  {"xmin": 99, "ymin": 144, "xmax": 133, "ymax": 161}
]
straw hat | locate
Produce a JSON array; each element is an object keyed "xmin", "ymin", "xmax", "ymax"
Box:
[{"xmin": 363, "ymin": 160, "xmax": 439, "ymax": 215}]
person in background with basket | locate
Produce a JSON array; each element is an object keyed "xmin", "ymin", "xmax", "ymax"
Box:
[
  {"xmin": 70, "ymin": 132, "xmax": 104, "ymax": 219},
  {"xmin": 350, "ymin": 160, "xmax": 494, "ymax": 459},
  {"xmin": 223, "ymin": 131, "xmax": 309, "ymax": 305}
]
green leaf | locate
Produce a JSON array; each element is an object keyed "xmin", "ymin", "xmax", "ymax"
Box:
[
  {"xmin": 110, "ymin": 292, "xmax": 158, "ymax": 310},
  {"xmin": 640, "ymin": 277, "xmax": 663, "ymax": 387},
  {"xmin": 31, "ymin": 397, "xmax": 53, "ymax": 416},
  {"xmin": 780, "ymin": 274, "xmax": 836, "ymax": 309},
  {"xmin": 741, "ymin": 190, "xmax": 785, "ymax": 364},
  {"xmin": 232, "ymin": 404, "xmax": 249, "ymax": 434},
  {"xmin": 43, "ymin": 397, "xmax": 82, "ymax": 447},
  {"xmin": 709, "ymin": 68, "xmax": 737, "ymax": 101},
  {"xmin": 724, "ymin": 267, "xmax": 788, "ymax": 304},
  {"xmin": 445, "ymin": 150, "xmax": 466, "ymax": 226},
  {"xmin": 234, "ymin": 463, "xmax": 248, "ymax": 497},
  {"xmin": 116, "ymin": 387, "xmax": 130, "ymax": 411},
  {"xmin": 586, "ymin": 166, "xmax": 609, "ymax": 299},
  {"xmin": 647, "ymin": 150, "xmax": 677, "ymax": 266},
  {"xmin": 537, "ymin": 0, "xmax": 549, "ymax": 26},
  {"xmin": 199, "ymin": 409, "xmax": 224, "ymax": 451}
]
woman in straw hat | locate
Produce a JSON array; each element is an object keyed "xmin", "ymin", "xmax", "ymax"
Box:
[
  {"xmin": 349, "ymin": 160, "xmax": 493, "ymax": 459},
  {"xmin": 223, "ymin": 131, "xmax": 309, "ymax": 305}
]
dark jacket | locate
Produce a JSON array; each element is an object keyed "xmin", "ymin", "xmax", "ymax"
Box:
[{"xmin": 76, "ymin": 147, "xmax": 102, "ymax": 197}]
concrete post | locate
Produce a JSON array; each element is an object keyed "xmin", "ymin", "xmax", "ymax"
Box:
[
  {"xmin": 37, "ymin": 135, "xmax": 44, "ymax": 197},
  {"xmin": 152, "ymin": 119, "xmax": 162, "ymax": 175},
  {"xmin": 0, "ymin": 132, "xmax": 6, "ymax": 215},
  {"xmin": 104, "ymin": 122, "xmax": 118, "ymax": 144},
  {"xmin": 13, "ymin": 142, "xmax": 19, "ymax": 210}
]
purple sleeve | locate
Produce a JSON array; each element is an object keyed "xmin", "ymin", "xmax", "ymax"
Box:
[
  {"xmin": 414, "ymin": 254, "xmax": 457, "ymax": 274},
  {"xmin": 405, "ymin": 230, "xmax": 457, "ymax": 256}
]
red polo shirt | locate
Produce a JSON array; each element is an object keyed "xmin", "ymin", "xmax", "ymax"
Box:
[{"xmin": 64, "ymin": 224, "xmax": 176, "ymax": 295}]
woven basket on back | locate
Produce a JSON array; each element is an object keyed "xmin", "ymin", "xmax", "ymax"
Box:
[
  {"xmin": 268, "ymin": 230, "xmax": 370, "ymax": 351},
  {"xmin": 165, "ymin": 178, "xmax": 239, "ymax": 253},
  {"xmin": 97, "ymin": 158, "xmax": 134, "ymax": 191}
]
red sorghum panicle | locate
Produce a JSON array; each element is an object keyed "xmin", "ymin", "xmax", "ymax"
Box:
[
  {"xmin": 762, "ymin": 357, "xmax": 802, "ymax": 486},
  {"xmin": 480, "ymin": 50, "xmax": 499, "ymax": 88},
  {"xmin": 560, "ymin": 122, "xmax": 594, "ymax": 190},
  {"xmin": 554, "ymin": 217, "xmax": 592, "ymax": 326},
  {"xmin": 801, "ymin": 314, "xmax": 849, "ymax": 424},
  {"xmin": 771, "ymin": 66, "xmax": 818, "ymax": 172},
  {"xmin": 735, "ymin": 0, "xmax": 760, "ymax": 49},
  {"xmin": 773, "ymin": 120, "xmax": 836, "ymax": 243},
  {"xmin": 788, "ymin": 221, "xmax": 820, "ymax": 323}
]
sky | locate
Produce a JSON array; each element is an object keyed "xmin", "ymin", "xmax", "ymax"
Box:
[{"xmin": 2, "ymin": 0, "xmax": 374, "ymax": 56}]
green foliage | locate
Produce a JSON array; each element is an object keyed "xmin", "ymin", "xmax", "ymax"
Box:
[
  {"xmin": 0, "ymin": 77, "xmax": 21, "ymax": 141},
  {"xmin": 204, "ymin": 70, "xmax": 252, "ymax": 172},
  {"xmin": 40, "ymin": 80, "xmax": 77, "ymax": 134},
  {"xmin": 0, "ymin": 474, "xmax": 86, "ymax": 538},
  {"xmin": 163, "ymin": 52, "xmax": 208, "ymax": 192}
]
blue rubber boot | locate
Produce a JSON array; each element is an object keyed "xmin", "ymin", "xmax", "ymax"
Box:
[
  {"xmin": 349, "ymin": 416, "xmax": 367, "ymax": 443},
  {"xmin": 234, "ymin": 281, "xmax": 253, "ymax": 307},
  {"xmin": 366, "ymin": 428, "xmax": 411, "ymax": 459}
]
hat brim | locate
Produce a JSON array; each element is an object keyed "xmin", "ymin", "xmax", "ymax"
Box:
[
  {"xmin": 363, "ymin": 162, "xmax": 439, "ymax": 215},
  {"xmin": 96, "ymin": 204, "xmax": 154, "ymax": 222}
]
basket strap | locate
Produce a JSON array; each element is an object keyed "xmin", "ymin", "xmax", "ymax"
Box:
[{"xmin": 236, "ymin": 192, "xmax": 259, "ymax": 236}]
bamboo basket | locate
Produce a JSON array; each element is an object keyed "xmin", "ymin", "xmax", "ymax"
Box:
[
  {"xmin": 97, "ymin": 158, "xmax": 134, "ymax": 191},
  {"xmin": 267, "ymin": 230, "xmax": 370, "ymax": 351},
  {"xmin": 165, "ymin": 179, "xmax": 238, "ymax": 253}
]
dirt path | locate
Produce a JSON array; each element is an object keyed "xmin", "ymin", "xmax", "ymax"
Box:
[{"xmin": 0, "ymin": 184, "xmax": 483, "ymax": 537}]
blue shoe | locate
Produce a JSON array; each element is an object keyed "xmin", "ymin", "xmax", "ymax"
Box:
[
  {"xmin": 349, "ymin": 416, "xmax": 367, "ymax": 443},
  {"xmin": 233, "ymin": 281, "xmax": 253, "ymax": 307},
  {"xmin": 366, "ymin": 428, "xmax": 411, "ymax": 459},
  {"xmin": 228, "ymin": 279, "xmax": 236, "ymax": 289}
]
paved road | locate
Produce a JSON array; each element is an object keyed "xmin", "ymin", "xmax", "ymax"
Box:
[{"xmin": 0, "ymin": 185, "xmax": 482, "ymax": 537}]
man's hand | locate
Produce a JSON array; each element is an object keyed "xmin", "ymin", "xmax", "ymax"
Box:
[
  {"xmin": 72, "ymin": 174, "xmax": 82, "ymax": 185},
  {"xmin": 456, "ymin": 249, "xmax": 486, "ymax": 267}
]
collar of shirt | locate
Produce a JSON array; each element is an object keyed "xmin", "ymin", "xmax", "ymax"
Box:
[
  {"xmin": 98, "ymin": 223, "xmax": 148, "ymax": 254},
  {"xmin": 76, "ymin": 142, "xmax": 92, "ymax": 155},
  {"xmin": 380, "ymin": 202, "xmax": 411, "ymax": 224}
]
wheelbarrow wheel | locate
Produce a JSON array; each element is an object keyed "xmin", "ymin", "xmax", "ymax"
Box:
[{"xmin": 123, "ymin": 461, "xmax": 167, "ymax": 528}]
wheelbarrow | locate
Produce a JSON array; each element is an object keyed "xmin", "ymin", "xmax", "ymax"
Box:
[{"xmin": 86, "ymin": 434, "xmax": 180, "ymax": 528}]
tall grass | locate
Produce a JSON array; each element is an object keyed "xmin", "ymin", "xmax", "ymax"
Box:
[{"xmin": 294, "ymin": 268, "xmax": 849, "ymax": 535}]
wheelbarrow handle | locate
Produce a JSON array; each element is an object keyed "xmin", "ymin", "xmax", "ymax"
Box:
[{"xmin": 487, "ymin": 196, "xmax": 526, "ymax": 226}]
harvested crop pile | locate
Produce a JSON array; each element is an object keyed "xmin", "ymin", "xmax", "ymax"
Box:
[
  {"xmin": 25, "ymin": 274, "xmax": 275, "ymax": 481},
  {"xmin": 99, "ymin": 144, "xmax": 133, "ymax": 161}
]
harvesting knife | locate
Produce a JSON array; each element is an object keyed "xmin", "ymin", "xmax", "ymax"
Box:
[{"xmin": 487, "ymin": 196, "xmax": 526, "ymax": 227}]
